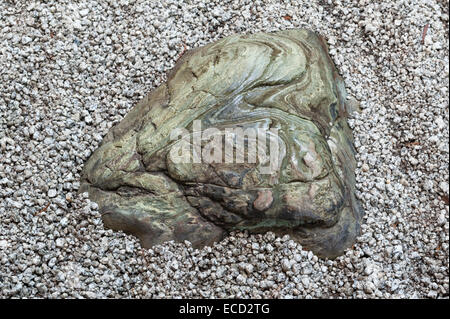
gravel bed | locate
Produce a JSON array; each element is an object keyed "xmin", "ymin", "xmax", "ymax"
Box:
[{"xmin": 0, "ymin": 0, "xmax": 448, "ymax": 298}]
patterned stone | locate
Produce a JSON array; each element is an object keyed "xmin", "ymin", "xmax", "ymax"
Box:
[{"xmin": 80, "ymin": 29, "xmax": 363, "ymax": 258}]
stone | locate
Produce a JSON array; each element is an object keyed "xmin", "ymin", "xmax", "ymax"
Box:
[
  {"xmin": 48, "ymin": 189, "xmax": 57, "ymax": 198},
  {"xmin": 0, "ymin": 240, "xmax": 8, "ymax": 249},
  {"xmin": 80, "ymin": 29, "xmax": 363, "ymax": 258}
]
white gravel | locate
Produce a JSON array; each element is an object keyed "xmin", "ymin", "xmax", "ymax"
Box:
[{"xmin": 0, "ymin": 0, "xmax": 448, "ymax": 298}]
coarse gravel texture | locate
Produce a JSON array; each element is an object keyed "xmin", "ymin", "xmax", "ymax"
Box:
[{"xmin": 0, "ymin": 0, "xmax": 448, "ymax": 299}]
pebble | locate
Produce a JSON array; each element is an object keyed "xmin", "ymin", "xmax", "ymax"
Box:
[{"xmin": 48, "ymin": 189, "xmax": 57, "ymax": 198}]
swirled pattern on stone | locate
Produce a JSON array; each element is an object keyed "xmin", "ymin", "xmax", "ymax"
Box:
[{"xmin": 80, "ymin": 29, "xmax": 363, "ymax": 258}]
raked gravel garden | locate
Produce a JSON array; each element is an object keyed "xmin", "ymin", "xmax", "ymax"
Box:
[{"xmin": 0, "ymin": 0, "xmax": 448, "ymax": 298}]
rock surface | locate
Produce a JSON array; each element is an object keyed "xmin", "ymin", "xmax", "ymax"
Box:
[{"xmin": 81, "ymin": 29, "xmax": 363, "ymax": 258}]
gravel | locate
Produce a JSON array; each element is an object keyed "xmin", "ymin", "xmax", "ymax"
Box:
[{"xmin": 0, "ymin": 0, "xmax": 448, "ymax": 299}]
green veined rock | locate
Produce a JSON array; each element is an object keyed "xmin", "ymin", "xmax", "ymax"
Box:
[{"xmin": 80, "ymin": 29, "xmax": 363, "ymax": 258}]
